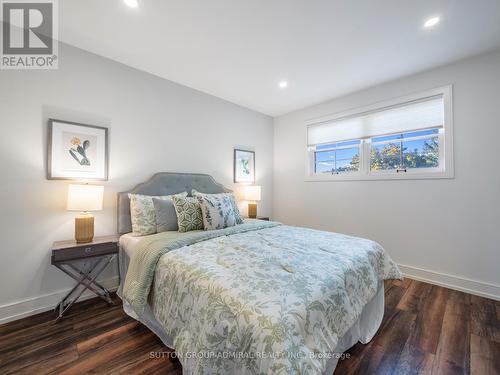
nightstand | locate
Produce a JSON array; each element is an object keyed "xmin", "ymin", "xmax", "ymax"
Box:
[{"xmin": 51, "ymin": 235, "xmax": 119, "ymax": 321}]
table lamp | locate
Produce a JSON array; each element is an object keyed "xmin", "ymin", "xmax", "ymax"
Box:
[
  {"xmin": 244, "ymin": 185, "xmax": 261, "ymax": 219},
  {"xmin": 67, "ymin": 184, "xmax": 104, "ymax": 243}
]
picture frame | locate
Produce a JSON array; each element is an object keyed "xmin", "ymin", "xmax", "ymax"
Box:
[
  {"xmin": 47, "ymin": 119, "xmax": 109, "ymax": 180},
  {"xmin": 233, "ymin": 149, "xmax": 255, "ymax": 183}
]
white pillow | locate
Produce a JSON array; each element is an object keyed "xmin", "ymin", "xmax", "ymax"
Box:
[
  {"xmin": 129, "ymin": 192, "xmax": 187, "ymax": 236},
  {"xmin": 195, "ymin": 194, "xmax": 237, "ymax": 230},
  {"xmin": 191, "ymin": 190, "xmax": 243, "ymax": 224}
]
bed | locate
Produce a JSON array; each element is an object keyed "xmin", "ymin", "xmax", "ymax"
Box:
[{"xmin": 116, "ymin": 173, "xmax": 402, "ymax": 375}]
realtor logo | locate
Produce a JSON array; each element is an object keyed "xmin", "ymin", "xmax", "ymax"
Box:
[{"xmin": 1, "ymin": 0, "xmax": 58, "ymax": 69}]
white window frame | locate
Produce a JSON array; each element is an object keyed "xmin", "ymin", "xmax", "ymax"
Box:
[{"xmin": 305, "ymin": 85, "xmax": 454, "ymax": 181}]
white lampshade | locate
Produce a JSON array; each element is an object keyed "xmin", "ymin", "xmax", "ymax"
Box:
[
  {"xmin": 244, "ymin": 185, "xmax": 261, "ymax": 201},
  {"xmin": 67, "ymin": 184, "xmax": 104, "ymax": 212}
]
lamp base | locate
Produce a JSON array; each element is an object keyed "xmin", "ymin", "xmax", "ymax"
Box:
[
  {"xmin": 75, "ymin": 213, "xmax": 94, "ymax": 243},
  {"xmin": 248, "ymin": 203, "xmax": 257, "ymax": 219}
]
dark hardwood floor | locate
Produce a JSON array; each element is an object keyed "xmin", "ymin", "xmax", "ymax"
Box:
[{"xmin": 0, "ymin": 280, "xmax": 498, "ymax": 374}]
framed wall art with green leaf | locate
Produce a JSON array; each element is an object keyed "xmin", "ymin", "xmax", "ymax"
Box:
[
  {"xmin": 47, "ymin": 119, "xmax": 109, "ymax": 180},
  {"xmin": 234, "ymin": 148, "xmax": 255, "ymax": 183}
]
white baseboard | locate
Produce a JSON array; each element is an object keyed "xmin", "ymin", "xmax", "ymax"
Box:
[
  {"xmin": 399, "ymin": 264, "xmax": 500, "ymax": 301},
  {"xmin": 0, "ymin": 276, "xmax": 119, "ymax": 325}
]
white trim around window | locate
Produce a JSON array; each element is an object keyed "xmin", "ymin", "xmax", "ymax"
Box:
[{"xmin": 305, "ymin": 85, "xmax": 454, "ymax": 181}]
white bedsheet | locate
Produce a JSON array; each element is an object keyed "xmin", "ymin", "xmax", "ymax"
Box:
[{"xmin": 119, "ymin": 233, "xmax": 143, "ymax": 258}]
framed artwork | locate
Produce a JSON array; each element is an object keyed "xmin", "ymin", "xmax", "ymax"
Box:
[
  {"xmin": 234, "ymin": 149, "xmax": 255, "ymax": 183},
  {"xmin": 47, "ymin": 119, "xmax": 109, "ymax": 180}
]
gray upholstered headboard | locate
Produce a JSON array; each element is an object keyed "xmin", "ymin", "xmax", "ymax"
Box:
[{"xmin": 117, "ymin": 172, "xmax": 231, "ymax": 234}]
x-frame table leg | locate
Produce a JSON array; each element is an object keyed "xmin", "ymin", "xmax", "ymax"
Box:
[
  {"xmin": 53, "ymin": 254, "xmax": 116, "ymax": 322},
  {"xmin": 66, "ymin": 263, "xmax": 112, "ymax": 302}
]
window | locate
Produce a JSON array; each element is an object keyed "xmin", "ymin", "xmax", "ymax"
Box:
[
  {"xmin": 369, "ymin": 129, "xmax": 441, "ymax": 172},
  {"xmin": 306, "ymin": 86, "xmax": 453, "ymax": 181},
  {"xmin": 314, "ymin": 140, "xmax": 360, "ymax": 174}
]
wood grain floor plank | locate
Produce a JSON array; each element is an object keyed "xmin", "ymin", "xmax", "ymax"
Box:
[
  {"xmin": 392, "ymin": 342, "xmax": 435, "ymax": 375},
  {"xmin": 390, "ymin": 277, "xmax": 413, "ymax": 290},
  {"xmin": 470, "ymin": 295, "xmax": 500, "ymax": 343},
  {"xmin": 0, "ymin": 300, "xmax": 125, "ymax": 356},
  {"xmin": 409, "ymin": 285, "xmax": 449, "ymax": 354},
  {"xmin": 76, "ymin": 320, "xmax": 141, "ymax": 354},
  {"xmin": 0, "ymin": 309, "xmax": 133, "ymax": 370},
  {"xmin": 89, "ymin": 339, "xmax": 175, "ymax": 374},
  {"xmin": 397, "ymin": 280, "xmax": 433, "ymax": 313},
  {"xmin": 57, "ymin": 327, "xmax": 157, "ymax": 375},
  {"xmin": 2, "ymin": 344, "xmax": 79, "ymax": 375},
  {"xmin": 384, "ymin": 281, "xmax": 407, "ymax": 311},
  {"xmin": 27, "ymin": 346, "xmax": 81, "ymax": 375},
  {"xmin": 111, "ymin": 343, "xmax": 173, "ymax": 374},
  {"xmin": 360, "ymin": 309, "xmax": 417, "ymax": 374},
  {"xmin": 0, "ymin": 296, "xmax": 119, "ymax": 337},
  {"xmin": 431, "ymin": 289, "xmax": 470, "ymax": 374},
  {"xmin": 470, "ymin": 334, "xmax": 500, "ymax": 375},
  {"xmin": 432, "ymin": 358, "xmax": 468, "ymax": 375},
  {"xmin": 333, "ymin": 341, "xmax": 369, "ymax": 374},
  {"xmin": 353, "ymin": 344, "xmax": 390, "ymax": 375}
]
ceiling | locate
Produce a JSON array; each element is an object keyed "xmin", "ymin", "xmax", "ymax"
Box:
[{"xmin": 60, "ymin": 0, "xmax": 500, "ymax": 116}]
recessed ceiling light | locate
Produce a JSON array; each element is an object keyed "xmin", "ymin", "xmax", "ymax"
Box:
[
  {"xmin": 279, "ymin": 81, "xmax": 288, "ymax": 89},
  {"xmin": 123, "ymin": 0, "xmax": 138, "ymax": 8},
  {"xmin": 424, "ymin": 16, "xmax": 440, "ymax": 28}
]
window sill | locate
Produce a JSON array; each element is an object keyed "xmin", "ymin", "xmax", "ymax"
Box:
[{"xmin": 305, "ymin": 170, "xmax": 454, "ymax": 182}]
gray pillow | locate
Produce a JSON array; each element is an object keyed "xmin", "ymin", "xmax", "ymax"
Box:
[{"xmin": 153, "ymin": 198, "xmax": 180, "ymax": 232}]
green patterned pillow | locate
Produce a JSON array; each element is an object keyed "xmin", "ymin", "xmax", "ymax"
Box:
[
  {"xmin": 129, "ymin": 192, "xmax": 187, "ymax": 236},
  {"xmin": 191, "ymin": 190, "xmax": 243, "ymax": 224},
  {"xmin": 171, "ymin": 195, "xmax": 204, "ymax": 232}
]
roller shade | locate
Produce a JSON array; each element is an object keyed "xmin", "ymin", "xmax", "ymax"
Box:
[{"xmin": 307, "ymin": 95, "xmax": 444, "ymax": 146}]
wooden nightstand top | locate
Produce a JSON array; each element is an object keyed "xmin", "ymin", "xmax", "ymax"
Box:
[
  {"xmin": 51, "ymin": 235, "xmax": 120, "ymax": 264},
  {"xmin": 52, "ymin": 235, "xmax": 120, "ymax": 250}
]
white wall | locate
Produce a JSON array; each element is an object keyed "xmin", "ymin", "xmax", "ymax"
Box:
[
  {"xmin": 0, "ymin": 43, "xmax": 273, "ymax": 322},
  {"xmin": 273, "ymin": 49, "xmax": 500, "ymax": 299}
]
